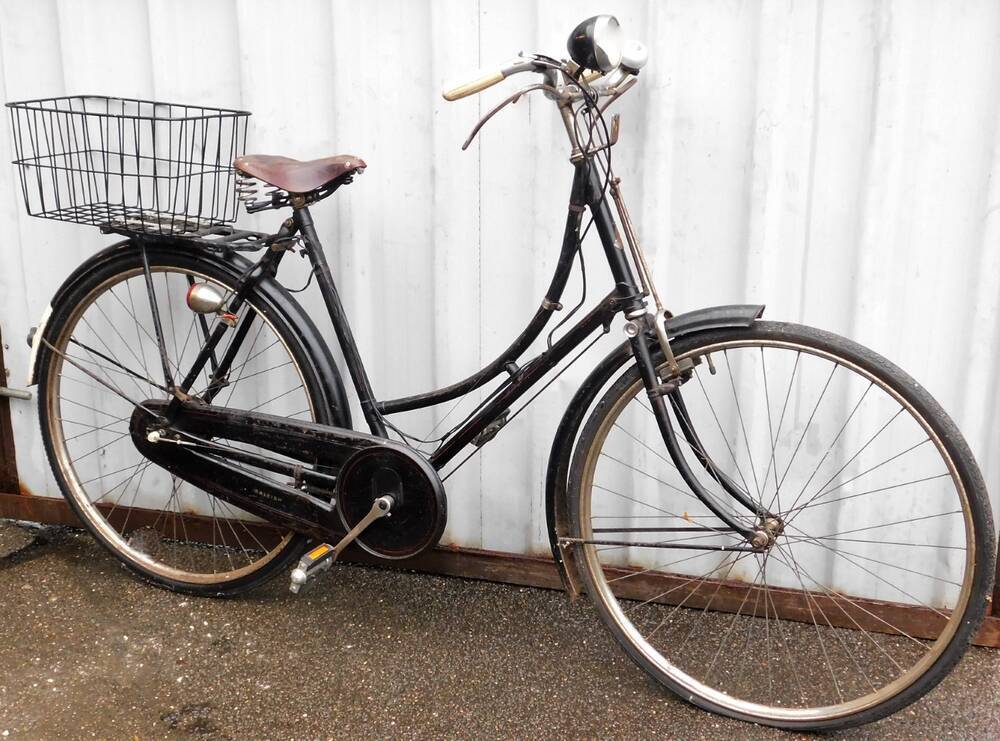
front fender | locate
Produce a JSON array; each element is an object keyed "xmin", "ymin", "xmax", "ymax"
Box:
[{"xmin": 545, "ymin": 304, "xmax": 765, "ymax": 597}]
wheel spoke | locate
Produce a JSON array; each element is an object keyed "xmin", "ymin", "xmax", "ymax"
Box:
[
  {"xmin": 794, "ymin": 472, "xmax": 950, "ymax": 512},
  {"xmin": 782, "ymin": 381, "xmax": 874, "ymax": 515},
  {"xmin": 788, "ymin": 437, "xmax": 932, "ymax": 523},
  {"xmin": 692, "ymin": 366, "xmax": 755, "ymax": 501},
  {"xmin": 722, "ymin": 349, "xmax": 763, "ymax": 502},
  {"xmin": 579, "ymin": 331, "xmax": 983, "ymax": 721},
  {"xmin": 46, "ymin": 263, "xmax": 312, "ymax": 589},
  {"xmin": 769, "ymin": 363, "xmax": 837, "ymax": 511}
]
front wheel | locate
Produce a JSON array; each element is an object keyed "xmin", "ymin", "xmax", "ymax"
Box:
[{"xmin": 568, "ymin": 321, "xmax": 994, "ymax": 731}]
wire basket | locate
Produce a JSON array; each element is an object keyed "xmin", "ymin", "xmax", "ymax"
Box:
[{"xmin": 6, "ymin": 95, "xmax": 250, "ymax": 235}]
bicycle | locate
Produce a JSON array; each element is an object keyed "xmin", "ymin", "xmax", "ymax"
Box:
[{"xmin": 6, "ymin": 14, "xmax": 994, "ymax": 732}]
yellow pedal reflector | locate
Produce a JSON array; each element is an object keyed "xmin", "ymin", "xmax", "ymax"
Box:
[{"xmin": 307, "ymin": 544, "xmax": 331, "ymax": 560}]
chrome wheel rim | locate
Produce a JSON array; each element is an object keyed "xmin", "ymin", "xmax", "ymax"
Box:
[
  {"xmin": 45, "ymin": 265, "xmax": 316, "ymax": 585},
  {"xmin": 578, "ymin": 337, "xmax": 976, "ymax": 722}
]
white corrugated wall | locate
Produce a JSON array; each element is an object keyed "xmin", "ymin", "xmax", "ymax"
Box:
[{"xmin": 1, "ymin": 0, "xmax": 998, "ymax": 558}]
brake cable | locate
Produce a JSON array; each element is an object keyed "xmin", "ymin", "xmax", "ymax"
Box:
[{"xmin": 385, "ymin": 64, "xmax": 619, "ymax": 453}]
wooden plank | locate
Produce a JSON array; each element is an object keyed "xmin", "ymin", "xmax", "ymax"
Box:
[
  {"xmin": 0, "ymin": 492, "xmax": 74, "ymax": 525},
  {"xmin": 344, "ymin": 541, "xmax": 566, "ymax": 591},
  {"xmin": 2, "ymin": 490, "xmax": 997, "ymax": 648},
  {"xmin": 0, "ymin": 491, "xmax": 284, "ymax": 551}
]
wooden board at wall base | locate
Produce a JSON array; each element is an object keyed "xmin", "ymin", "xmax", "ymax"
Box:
[{"xmin": 1, "ymin": 491, "xmax": 997, "ymax": 648}]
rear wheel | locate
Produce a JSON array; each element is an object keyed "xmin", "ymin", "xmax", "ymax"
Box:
[
  {"xmin": 568, "ymin": 322, "xmax": 994, "ymax": 730},
  {"xmin": 37, "ymin": 244, "xmax": 334, "ymax": 596}
]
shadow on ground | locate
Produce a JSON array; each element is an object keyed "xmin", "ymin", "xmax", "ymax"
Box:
[{"xmin": 0, "ymin": 521, "xmax": 997, "ymax": 739}]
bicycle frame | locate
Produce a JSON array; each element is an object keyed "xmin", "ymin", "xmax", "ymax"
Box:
[
  {"xmin": 136, "ymin": 154, "xmax": 767, "ymax": 541},
  {"xmin": 301, "ymin": 160, "xmax": 640, "ymax": 462},
  {"xmin": 354, "ymin": 160, "xmax": 640, "ymax": 467}
]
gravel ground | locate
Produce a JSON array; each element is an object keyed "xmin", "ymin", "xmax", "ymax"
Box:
[{"xmin": 0, "ymin": 520, "xmax": 997, "ymax": 740}]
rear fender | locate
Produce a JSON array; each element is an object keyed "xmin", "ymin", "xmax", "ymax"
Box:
[
  {"xmin": 545, "ymin": 304, "xmax": 765, "ymax": 597},
  {"xmin": 28, "ymin": 239, "xmax": 352, "ymax": 428}
]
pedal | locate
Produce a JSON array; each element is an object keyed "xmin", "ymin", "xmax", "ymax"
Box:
[
  {"xmin": 288, "ymin": 542, "xmax": 337, "ymax": 594},
  {"xmin": 288, "ymin": 495, "xmax": 394, "ymax": 594}
]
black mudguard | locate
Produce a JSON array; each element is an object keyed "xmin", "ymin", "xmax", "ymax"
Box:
[
  {"xmin": 30, "ymin": 239, "xmax": 352, "ymax": 429},
  {"xmin": 545, "ymin": 304, "xmax": 765, "ymax": 597}
]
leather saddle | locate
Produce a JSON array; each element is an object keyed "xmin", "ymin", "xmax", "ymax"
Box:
[{"xmin": 233, "ymin": 154, "xmax": 366, "ymax": 195}]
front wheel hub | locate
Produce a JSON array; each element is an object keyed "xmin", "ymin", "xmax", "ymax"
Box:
[
  {"xmin": 762, "ymin": 516, "xmax": 785, "ymax": 537},
  {"xmin": 750, "ymin": 516, "xmax": 785, "ymax": 551}
]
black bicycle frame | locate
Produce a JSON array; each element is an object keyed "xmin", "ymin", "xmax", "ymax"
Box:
[
  {"xmin": 160, "ymin": 156, "xmax": 763, "ymax": 538},
  {"xmin": 304, "ymin": 159, "xmax": 646, "ymax": 467}
]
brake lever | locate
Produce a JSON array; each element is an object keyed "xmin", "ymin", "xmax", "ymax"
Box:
[{"xmin": 461, "ymin": 83, "xmax": 561, "ymax": 151}]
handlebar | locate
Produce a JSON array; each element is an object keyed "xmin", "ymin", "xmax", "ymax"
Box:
[
  {"xmin": 441, "ymin": 48, "xmax": 645, "ymax": 104},
  {"xmin": 440, "ymin": 36, "xmax": 646, "ymax": 157},
  {"xmin": 442, "ymin": 71, "xmax": 507, "ymax": 101},
  {"xmin": 442, "ymin": 57, "xmax": 541, "ymax": 101}
]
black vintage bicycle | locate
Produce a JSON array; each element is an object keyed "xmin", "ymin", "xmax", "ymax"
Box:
[{"xmin": 6, "ymin": 15, "xmax": 995, "ymax": 731}]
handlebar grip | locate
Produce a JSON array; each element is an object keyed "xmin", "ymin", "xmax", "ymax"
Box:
[{"xmin": 442, "ymin": 71, "xmax": 506, "ymax": 101}]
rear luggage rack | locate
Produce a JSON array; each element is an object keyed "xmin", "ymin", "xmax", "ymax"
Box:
[{"xmin": 100, "ymin": 223, "xmax": 272, "ymax": 252}]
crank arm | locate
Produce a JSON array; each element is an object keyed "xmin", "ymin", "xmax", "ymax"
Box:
[{"xmin": 289, "ymin": 495, "xmax": 394, "ymax": 594}]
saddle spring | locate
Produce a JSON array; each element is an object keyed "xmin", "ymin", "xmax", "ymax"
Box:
[{"xmin": 235, "ymin": 171, "xmax": 286, "ymax": 213}]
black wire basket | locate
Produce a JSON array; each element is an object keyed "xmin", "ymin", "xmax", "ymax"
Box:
[{"xmin": 5, "ymin": 95, "xmax": 250, "ymax": 235}]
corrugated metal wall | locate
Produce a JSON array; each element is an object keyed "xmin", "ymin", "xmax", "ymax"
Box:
[{"xmin": 1, "ymin": 0, "xmax": 998, "ymax": 558}]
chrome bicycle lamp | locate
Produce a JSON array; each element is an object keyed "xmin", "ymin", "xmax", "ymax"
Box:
[
  {"xmin": 186, "ymin": 281, "xmax": 226, "ymax": 314},
  {"xmin": 567, "ymin": 14, "xmax": 624, "ymax": 73}
]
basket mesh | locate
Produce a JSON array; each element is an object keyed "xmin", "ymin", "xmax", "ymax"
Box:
[{"xmin": 6, "ymin": 95, "xmax": 249, "ymax": 235}]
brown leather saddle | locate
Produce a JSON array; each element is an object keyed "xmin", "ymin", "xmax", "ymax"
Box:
[{"xmin": 233, "ymin": 154, "xmax": 366, "ymax": 195}]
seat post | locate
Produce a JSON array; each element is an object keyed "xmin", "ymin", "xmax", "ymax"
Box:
[{"xmin": 293, "ymin": 206, "xmax": 387, "ymax": 437}]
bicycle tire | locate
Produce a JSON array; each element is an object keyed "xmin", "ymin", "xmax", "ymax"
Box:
[
  {"xmin": 36, "ymin": 242, "xmax": 340, "ymax": 596},
  {"xmin": 568, "ymin": 321, "xmax": 994, "ymax": 730}
]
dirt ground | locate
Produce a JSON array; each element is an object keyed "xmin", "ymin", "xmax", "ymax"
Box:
[{"xmin": 1, "ymin": 520, "xmax": 998, "ymax": 740}]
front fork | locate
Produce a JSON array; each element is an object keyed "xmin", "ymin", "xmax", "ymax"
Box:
[
  {"xmin": 606, "ymin": 171, "xmax": 776, "ymax": 547},
  {"xmin": 626, "ymin": 324, "xmax": 776, "ymax": 546}
]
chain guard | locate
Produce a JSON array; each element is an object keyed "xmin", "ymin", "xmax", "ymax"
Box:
[{"xmin": 129, "ymin": 399, "xmax": 447, "ymax": 556}]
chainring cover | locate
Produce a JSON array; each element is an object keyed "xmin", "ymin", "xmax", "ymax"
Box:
[{"xmin": 336, "ymin": 445, "xmax": 447, "ymax": 559}]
